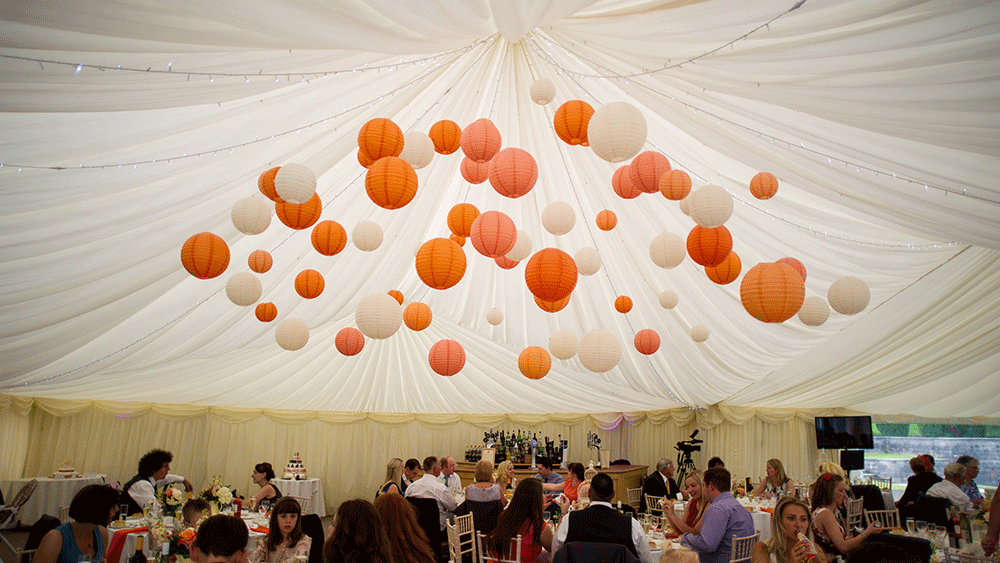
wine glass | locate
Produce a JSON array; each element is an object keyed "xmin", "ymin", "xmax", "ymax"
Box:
[
  {"xmin": 543, "ymin": 511, "xmax": 551, "ymax": 524},
  {"xmin": 915, "ymin": 520, "xmax": 928, "ymax": 537}
]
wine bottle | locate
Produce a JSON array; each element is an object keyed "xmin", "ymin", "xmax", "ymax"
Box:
[{"xmin": 129, "ymin": 536, "xmax": 147, "ymax": 563}]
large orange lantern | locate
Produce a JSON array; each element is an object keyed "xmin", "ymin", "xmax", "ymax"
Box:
[
  {"xmin": 181, "ymin": 232, "xmax": 230, "ymax": 279},
  {"xmin": 519, "ymin": 346, "xmax": 552, "ymax": 380},
  {"xmin": 357, "ymin": 117, "xmax": 404, "ymax": 162},
  {"xmin": 365, "ymin": 156, "xmax": 418, "ymax": 209},
  {"xmin": 295, "ymin": 269, "xmax": 325, "ymax": 299},
  {"xmin": 429, "ymin": 339, "xmax": 465, "ymax": 376},
  {"xmin": 460, "ymin": 118, "xmax": 502, "ymax": 163},
  {"xmin": 335, "ymin": 327, "xmax": 365, "ymax": 356},
  {"xmin": 596, "ymin": 210, "xmax": 617, "ymax": 231},
  {"xmin": 614, "ymin": 295, "xmax": 633, "ymax": 313},
  {"xmin": 488, "ymin": 148, "xmax": 538, "ymax": 199},
  {"xmin": 248, "ymin": 249, "xmax": 273, "ymax": 273},
  {"xmin": 429, "ymin": 120, "xmax": 462, "ymax": 154},
  {"xmin": 634, "ymin": 329, "xmax": 660, "ymax": 355},
  {"xmin": 686, "ymin": 225, "xmax": 733, "ymax": 267},
  {"xmin": 750, "ymin": 172, "xmax": 779, "ymax": 200},
  {"xmin": 415, "ymin": 238, "xmax": 467, "ymax": 290},
  {"xmin": 535, "ymin": 294, "xmax": 570, "ymax": 312},
  {"xmin": 612, "ymin": 165, "xmax": 641, "ymax": 199},
  {"xmin": 357, "ymin": 149, "xmax": 375, "ymax": 169},
  {"xmin": 258, "ymin": 167, "xmax": 282, "ymax": 202},
  {"xmin": 659, "ymin": 169, "xmax": 692, "ymax": 201},
  {"xmin": 705, "ymin": 251, "xmax": 742, "ymax": 285},
  {"xmin": 776, "ymin": 257, "xmax": 806, "ymax": 281},
  {"xmin": 628, "ymin": 151, "xmax": 671, "ymax": 194},
  {"xmin": 460, "ymin": 157, "xmax": 490, "ymax": 184},
  {"xmin": 387, "ymin": 290, "xmax": 404, "ymax": 304},
  {"xmin": 447, "ymin": 203, "xmax": 480, "ymax": 237},
  {"xmin": 403, "ymin": 302, "xmax": 432, "ymax": 331},
  {"xmin": 553, "ymin": 100, "xmax": 594, "ymax": 146},
  {"xmin": 740, "ymin": 262, "xmax": 805, "ymax": 323},
  {"xmin": 276, "ymin": 192, "xmax": 322, "ymax": 230},
  {"xmin": 311, "ymin": 220, "xmax": 347, "ymax": 256},
  {"xmin": 470, "ymin": 210, "xmax": 517, "ymax": 258},
  {"xmin": 525, "ymin": 248, "xmax": 578, "ymax": 302},
  {"xmin": 255, "ymin": 302, "xmax": 277, "ymax": 323}
]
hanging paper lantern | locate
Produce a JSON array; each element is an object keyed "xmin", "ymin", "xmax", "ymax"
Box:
[
  {"xmin": 258, "ymin": 167, "xmax": 282, "ymax": 202},
  {"xmin": 578, "ymin": 330, "xmax": 622, "ymax": 372},
  {"xmin": 404, "ymin": 302, "xmax": 432, "ymax": 331},
  {"xmin": 355, "ymin": 293, "xmax": 403, "ymax": 339},
  {"xmin": 294, "ymin": 269, "xmax": 325, "ymax": 299},
  {"xmin": 659, "ymin": 290, "xmax": 679, "ymax": 309},
  {"xmin": 255, "ymin": 302, "xmax": 277, "ymax": 323},
  {"xmin": 232, "ymin": 196, "xmax": 272, "ymax": 235},
  {"xmin": 365, "ymin": 156, "xmax": 418, "ymax": 210},
  {"xmin": 687, "ymin": 225, "xmax": 733, "ymax": 267},
  {"xmin": 248, "ymin": 250, "xmax": 273, "ymax": 274},
  {"xmin": 740, "ymin": 262, "xmax": 806, "ymax": 323},
  {"xmin": 181, "ymin": 232, "xmax": 230, "ymax": 279},
  {"xmin": 549, "ymin": 330, "xmax": 579, "ymax": 360},
  {"xmin": 310, "ymin": 220, "xmax": 347, "ymax": 256},
  {"xmin": 750, "ymin": 172, "xmax": 778, "ymax": 200},
  {"xmin": 614, "ymin": 295, "xmax": 633, "ymax": 314},
  {"xmin": 649, "ymin": 232, "xmax": 686, "ymax": 269},
  {"xmin": 634, "ymin": 329, "xmax": 660, "ymax": 355},
  {"xmin": 659, "ymin": 169, "xmax": 692, "ymax": 201},
  {"xmin": 486, "ymin": 308, "xmax": 504, "ymax": 325},
  {"xmin": 428, "ymin": 339, "xmax": 465, "ymax": 376},
  {"xmin": 777, "ymin": 257, "xmax": 807, "ymax": 282},
  {"xmin": 525, "ymin": 248, "xmax": 578, "ymax": 302},
  {"xmin": 357, "ymin": 148, "xmax": 375, "ymax": 169},
  {"xmin": 387, "ymin": 290, "xmax": 404, "ymax": 304},
  {"xmin": 529, "ymin": 78, "xmax": 556, "ymax": 105},
  {"xmin": 588, "ymin": 101, "xmax": 647, "ymax": 163},
  {"xmin": 450, "ymin": 234, "xmax": 466, "ymax": 247},
  {"xmin": 689, "ymin": 185, "xmax": 734, "ymax": 228},
  {"xmin": 399, "ymin": 131, "xmax": 435, "ymax": 170},
  {"xmin": 828, "ymin": 276, "xmax": 870, "ymax": 315},
  {"xmin": 495, "ymin": 255, "xmax": 519, "ymax": 269},
  {"xmin": 519, "ymin": 347, "xmax": 551, "ymax": 380},
  {"xmin": 358, "ymin": 117, "xmax": 404, "ymax": 162},
  {"xmin": 596, "ymin": 210, "xmax": 617, "ymax": 231},
  {"xmin": 798, "ymin": 295, "xmax": 830, "ymax": 326},
  {"xmin": 470, "ymin": 210, "xmax": 517, "ymax": 258},
  {"xmin": 612, "ymin": 165, "xmax": 641, "ymax": 199},
  {"xmin": 415, "ymin": 237, "xmax": 467, "ymax": 289},
  {"xmin": 274, "ymin": 163, "xmax": 316, "ymax": 204},
  {"xmin": 276, "ymin": 192, "xmax": 322, "ymax": 230},
  {"xmin": 574, "ymin": 247, "xmax": 602, "ymax": 276},
  {"xmin": 705, "ymin": 251, "xmax": 742, "ymax": 285},
  {"xmin": 506, "ymin": 230, "xmax": 532, "ymax": 262},
  {"xmin": 429, "ymin": 120, "xmax": 462, "ymax": 154},
  {"xmin": 553, "ymin": 100, "xmax": 594, "ymax": 146},
  {"xmin": 461, "ymin": 118, "xmax": 502, "ymax": 163},
  {"xmin": 679, "ymin": 194, "xmax": 692, "ymax": 216},
  {"xmin": 335, "ymin": 327, "xmax": 365, "ymax": 356},
  {"xmin": 541, "ymin": 201, "xmax": 575, "ymax": 235},
  {"xmin": 461, "ymin": 157, "xmax": 491, "ymax": 184},
  {"xmin": 690, "ymin": 325, "xmax": 710, "ymax": 343},
  {"xmin": 447, "ymin": 203, "xmax": 480, "ymax": 238},
  {"xmin": 352, "ymin": 220, "xmax": 383, "ymax": 252},
  {"xmin": 628, "ymin": 151, "xmax": 671, "ymax": 194},
  {"xmin": 489, "ymin": 148, "xmax": 538, "ymax": 198},
  {"xmin": 226, "ymin": 272, "xmax": 261, "ymax": 306},
  {"xmin": 275, "ymin": 318, "xmax": 309, "ymax": 351},
  {"xmin": 535, "ymin": 294, "xmax": 570, "ymax": 313}
]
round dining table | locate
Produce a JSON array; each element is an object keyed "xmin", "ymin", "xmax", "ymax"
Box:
[{"xmin": 1, "ymin": 474, "xmax": 107, "ymax": 526}]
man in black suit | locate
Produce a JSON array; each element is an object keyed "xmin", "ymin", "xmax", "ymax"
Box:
[{"xmin": 638, "ymin": 458, "xmax": 680, "ymax": 513}]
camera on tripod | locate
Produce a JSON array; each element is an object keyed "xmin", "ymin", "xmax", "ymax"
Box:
[
  {"xmin": 675, "ymin": 430, "xmax": 703, "ymax": 454},
  {"xmin": 674, "ymin": 430, "xmax": 703, "ymax": 485}
]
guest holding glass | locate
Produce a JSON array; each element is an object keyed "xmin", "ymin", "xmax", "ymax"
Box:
[
  {"xmin": 373, "ymin": 491, "xmax": 436, "ymax": 563},
  {"xmin": 466, "ymin": 459, "xmax": 507, "ymax": 507},
  {"xmin": 751, "ymin": 497, "xmax": 825, "ymax": 563},
  {"xmin": 251, "ymin": 462, "xmax": 283, "ymax": 508},
  {"xmin": 323, "ymin": 499, "xmax": 392, "ymax": 563},
  {"xmin": 494, "ymin": 460, "xmax": 518, "ymax": 492},
  {"xmin": 757, "ymin": 459, "xmax": 795, "ymax": 499},
  {"xmin": 484, "ymin": 479, "xmax": 553, "ymax": 562},
  {"xmin": 810, "ymin": 474, "xmax": 879, "ymax": 561},
  {"xmin": 35, "ymin": 485, "xmax": 119, "ymax": 563},
  {"xmin": 662, "ymin": 469, "xmax": 709, "ymax": 535},
  {"xmin": 249, "ymin": 497, "xmax": 311, "ymax": 563},
  {"xmin": 376, "ymin": 458, "xmax": 404, "ymax": 498}
]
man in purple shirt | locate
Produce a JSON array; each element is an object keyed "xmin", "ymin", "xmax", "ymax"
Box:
[{"xmin": 681, "ymin": 467, "xmax": 755, "ymax": 563}]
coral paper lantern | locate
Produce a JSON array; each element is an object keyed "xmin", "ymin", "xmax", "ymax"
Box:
[
  {"xmin": 740, "ymin": 262, "xmax": 806, "ymax": 323},
  {"xmin": 387, "ymin": 290, "xmax": 403, "ymax": 304},
  {"xmin": 461, "ymin": 118, "xmax": 502, "ymax": 163},
  {"xmin": 750, "ymin": 172, "xmax": 779, "ymax": 200},
  {"xmin": 429, "ymin": 339, "xmax": 465, "ymax": 376},
  {"xmin": 232, "ymin": 196, "xmax": 272, "ymax": 235},
  {"xmin": 275, "ymin": 318, "xmax": 309, "ymax": 351},
  {"xmin": 798, "ymin": 295, "xmax": 830, "ymax": 326},
  {"xmin": 335, "ymin": 327, "xmax": 365, "ymax": 356},
  {"xmin": 777, "ymin": 257, "xmax": 807, "ymax": 282},
  {"xmin": 828, "ymin": 276, "xmax": 870, "ymax": 315},
  {"xmin": 578, "ymin": 330, "xmax": 622, "ymax": 372},
  {"xmin": 470, "ymin": 210, "xmax": 517, "ymax": 258},
  {"xmin": 553, "ymin": 100, "xmax": 594, "ymax": 146},
  {"xmin": 535, "ymin": 294, "xmax": 570, "ymax": 313},
  {"xmin": 549, "ymin": 330, "xmax": 579, "ymax": 360},
  {"xmin": 486, "ymin": 308, "xmax": 504, "ymax": 325},
  {"xmin": 294, "ymin": 269, "xmax": 325, "ymax": 299},
  {"xmin": 429, "ymin": 120, "xmax": 462, "ymax": 154},
  {"xmin": 181, "ymin": 232, "xmax": 230, "ymax": 279},
  {"xmin": 258, "ymin": 167, "xmax": 282, "ymax": 202},
  {"xmin": 255, "ymin": 302, "xmax": 277, "ymax": 323},
  {"xmin": 541, "ymin": 201, "xmax": 575, "ymax": 236},
  {"xmin": 352, "ymin": 220, "xmax": 383, "ymax": 252},
  {"xmin": 488, "ymin": 148, "xmax": 538, "ymax": 198},
  {"xmin": 650, "ymin": 232, "xmax": 686, "ymax": 269},
  {"xmin": 356, "ymin": 293, "xmax": 403, "ymax": 339},
  {"xmin": 248, "ymin": 250, "xmax": 273, "ymax": 274},
  {"xmin": 399, "ymin": 131, "xmax": 435, "ymax": 170},
  {"xmin": 634, "ymin": 329, "xmax": 660, "ymax": 355},
  {"xmin": 311, "ymin": 220, "xmax": 347, "ymax": 256},
  {"xmin": 519, "ymin": 347, "xmax": 551, "ymax": 380},
  {"xmin": 628, "ymin": 151, "xmax": 671, "ymax": 194},
  {"xmin": 506, "ymin": 230, "xmax": 532, "ymax": 262},
  {"xmin": 588, "ymin": 101, "xmax": 647, "ymax": 163},
  {"xmin": 415, "ymin": 237, "xmax": 467, "ymax": 289},
  {"xmin": 596, "ymin": 210, "xmax": 617, "ymax": 231},
  {"xmin": 226, "ymin": 272, "xmax": 261, "ymax": 306},
  {"xmin": 574, "ymin": 247, "xmax": 602, "ymax": 276},
  {"xmin": 529, "ymin": 78, "xmax": 556, "ymax": 105},
  {"xmin": 495, "ymin": 255, "xmax": 519, "ymax": 269},
  {"xmin": 276, "ymin": 192, "xmax": 322, "ymax": 230},
  {"xmin": 447, "ymin": 203, "xmax": 480, "ymax": 237},
  {"xmin": 612, "ymin": 165, "xmax": 641, "ymax": 199},
  {"xmin": 404, "ymin": 302, "xmax": 432, "ymax": 331},
  {"xmin": 365, "ymin": 156, "xmax": 418, "ymax": 210},
  {"xmin": 705, "ymin": 251, "xmax": 742, "ymax": 285},
  {"xmin": 689, "ymin": 185, "xmax": 734, "ymax": 228},
  {"xmin": 614, "ymin": 295, "xmax": 633, "ymax": 313},
  {"xmin": 357, "ymin": 117, "xmax": 404, "ymax": 162},
  {"xmin": 659, "ymin": 169, "xmax": 692, "ymax": 201},
  {"xmin": 690, "ymin": 325, "xmax": 710, "ymax": 343},
  {"xmin": 461, "ymin": 157, "xmax": 491, "ymax": 184},
  {"xmin": 525, "ymin": 248, "xmax": 578, "ymax": 302},
  {"xmin": 659, "ymin": 290, "xmax": 679, "ymax": 309},
  {"xmin": 687, "ymin": 225, "xmax": 733, "ymax": 267},
  {"xmin": 274, "ymin": 162, "xmax": 316, "ymax": 204}
]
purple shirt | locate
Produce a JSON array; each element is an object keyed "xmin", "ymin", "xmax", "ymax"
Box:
[{"xmin": 681, "ymin": 492, "xmax": 756, "ymax": 563}]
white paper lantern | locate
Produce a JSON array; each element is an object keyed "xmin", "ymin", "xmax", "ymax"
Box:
[
  {"xmin": 798, "ymin": 295, "xmax": 830, "ymax": 326},
  {"xmin": 487, "ymin": 308, "xmax": 504, "ymax": 325},
  {"xmin": 226, "ymin": 272, "xmax": 261, "ymax": 306},
  {"xmin": 690, "ymin": 324, "xmax": 709, "ymax": 343},
  {"xmin": 828, "ymin": 276, "xmax": 870, "ymax": 315},
  {"xmin": 274, "ymin": 162, "xmax": 316, "ymax": 204},
  {"xmin": 275, "ymin": 318, "xmax": 309, "ymax": 351},
  {"xmin": 649, "ymin": 232, "xmax": 686, "ymax": 269},
  {"xmin": 529, "ymin": 78, "xmax": 556, "ymax": 105},
  {"xmin": 506, "ymin": 230, "xmax": 533, "ymax": 262},
  {"xmin": 548, "ymin": 329, "xmax": 579, "ymax": 360},
  {"xmin": 574, "ymin": 247, "xmax": 602, "ymax": 276},
  {"xmin": 688, "ymin": 185, "xmax": 734, "ymax": 228},
  {"xmin": 399, "ymin": 131, "xmax": 435, "ymax": 170},
  {"xmin": 231, "ymin": 196, "xmax": 271, "ymax": 235},
  {"xmin": 578, "ymin": 329, "xmax": 621, "ymax": 372},
  {"xmin": 659, "ymin": 290, "xmax": 679, "ymax": 309},
  {"xmin": 356, "ymin": 293, "xmax": 403, "ymax": 339},
  {"xmin": 542, "ymin": 201, "xmax": 576, "ymax": 235},
  {"xmin": 679, "ymin": 195, "xmax": 692, "ymax": 216},
  {"xmin": 588, "ymin": 102, "xmax": 647, "ymax": 163},
  {"xmin": 352, "ymin": 220, "xmax": 383, "ymax": 252}
]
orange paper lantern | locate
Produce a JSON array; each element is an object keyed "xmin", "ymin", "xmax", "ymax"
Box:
[
  {"xmin": 428, "ymin": 339, "xmax": 465, "ymax": 376},
  {"xmin": 614, "ymin": 295, "xmax": 633, "ymax": 313},
  {"xmin": 634, "ymin": 329, "xmax": 660, "ymax": 355},
  {"xmin": 460, "ymin": 118, "xmax": 502, "ymax": 163},
  {"xmin": 686, "ymin": 225, "xmax": 733, "ymax": 267},
  {"xmin": 449, "ymin": 234, "xmax": 466, "ymax": 247},
  {"xmin": 553, "ymin": 100, "xmax": 594, "ymax": 146},
  {"xmin": 519, "ymin": 346, "xmax": 552, "ymax": 380},
  {"xmin": 488, "ymin": 148, "xmax": 538, "ymax": 199},
  {"xmin": 495, "ymin": 255, "xmax": 519, "ymax": 270},
  {"xmin": 181, "ymin": 232, "xmax": 230, "ymax": 279},
  {"xmin": 295, "ymin": 269, "xmax": 325, "ymax": 299},
  {"xmin": 335, "ymin": 327, "xmax": 365, "ymax": 356},
  {"xmin": 534, "ymin": 294, "xmax": 571, "ymax": 312},
  {"xmin": 776, "ymin": 257, "xmax": 806, "ymax": 281},
  {"xmin": 659, "ymin": 169, "xmax": 692, "ymax": 201},
  {"xmin": 403, "ymin": 302, "xmax": 432, "ymax": 331},
  {"xmin": 628, "ymin": 151, "xmax": 671, "ymax": 194},
  {"xmin": 429, "ymin": 120, "xmax": 462, "ymax": 155},
  {"xmin": 525, "ymin": 248, "xmax": 578, "ymax": 302},
  {"xmin": 387, "ymin": 290, "xmax": 404, "ymax": 304},
  {"xmin": 357, "ymin": 117, "xmax": 404, "ymax": 162},
  {"xmin": 470, "ymin": 210, "xmax": 517, "ymax": 258},
  {"xmin": 705, "ymin": 251, "xmax": 742, "ymax": 285},
  {"xmin": 596, "ymin": 210, "xmax": 617, "ymax": 231},
  {"xmin": 276, "ymin": 192, "xmax": 322, "ymax": 230},
  {"xmin": 248, "ymin": 249, "xmax": 273, "ymax": 273},
  {"xmin": 750, "ymin": 172, "xmax": 779, "ymax": 200},
  {"xmin": 740, "ymin": 262, "xmax": 805, "ymax": 323},
  {"xmin": 311, "ymin": 220, "xmax": 347, "ymax": 256},
  {"xmin": 365, "ymin": 156, "xmax": 418, "ymax": 209},
  {"xmin": 460, "ymin": 157, "xmax": 490, "ymax": 184},
  {"xmin": 255, "ymin": 302, "xmax": 277, "ymax": 323},
  {"xmin": 612, "ymin": 165, "xmax": 641, "ymax": 199},
  {"xmin": 415, "ymin": 238, "xmax": 467, "ymax": 290},
  {"xmin": 357, "ymin": 149, "xmax": 375, "ymax": 169},
  {"xmin": 447, "ymin": 203, "xmax": 480, "ymax": 237},
  {"xmin": 258, "ymin": 167, "xmax": 282, "ymax": 202}
]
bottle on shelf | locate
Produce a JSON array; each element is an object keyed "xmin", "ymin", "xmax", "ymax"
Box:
[{"xmin": 129, "ymin": 536, "xmax": 147, "ymax": 563}]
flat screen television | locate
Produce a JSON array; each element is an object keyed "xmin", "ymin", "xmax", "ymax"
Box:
[{"xmin": 814, "ymin": 415, "xmax": 874, "ymax": 449}]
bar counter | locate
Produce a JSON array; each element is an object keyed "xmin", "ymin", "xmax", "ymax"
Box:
[{"xmin": 455, "ymin": 461, "xmax": 648, "ymax": 505}]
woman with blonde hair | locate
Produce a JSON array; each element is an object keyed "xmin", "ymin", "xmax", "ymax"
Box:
[
  {"xmin": 376, "ymin": 457, "xmax": 403, "ymax": 498},
  {"xmin": 373, "ymin": 492, "xmax": 435, "ymax": 563},
  {"xmin": 758, "ymin": 458, "xmax": 795, "ymax": 499},
  {"xmin": 661, "ymin": 469, "xmax": 709, "ymax": 535},
  {"xmin": 751, "ymin": 497, "xmax": 826, "ymax": 563},
  {"xmin": 494, "ymin": 460, "xmax": 517, "ymax": 492}
]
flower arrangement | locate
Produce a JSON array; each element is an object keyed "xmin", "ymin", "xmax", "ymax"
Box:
[
  {"xmin": 159, "ymin": 484, "xmax": 186, "ymax": 512},
  {"xmin": 200, "ymin": 475, "xmax": 234, "ymax": 506}
]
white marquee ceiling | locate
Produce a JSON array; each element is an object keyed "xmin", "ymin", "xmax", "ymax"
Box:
[{"xmin": 1, "ymin": 0, "xmax": 997, "ymax": 419}]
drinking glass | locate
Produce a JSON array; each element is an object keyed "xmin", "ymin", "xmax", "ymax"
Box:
[
  {"xmin": 906, "ymin": 518, "xmax": 915, "ymax": 534},
  {"xmin": 260, "ymin": 500, "xmax": 271, "ymax": 515},
  {"xmin": 543, "ymin": 511, "xmax": 551, "ymax": 523},
  {"xmin": 915, "ymin": 520, "xmax": 928, "ymax": 536}
]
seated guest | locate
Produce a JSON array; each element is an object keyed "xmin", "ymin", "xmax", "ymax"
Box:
[
  {"xmin": 122, "ymin": 448, "xmax": 193, "ymax": 516},
  {"xmin": 542, "ymin": 462, "xmax": 589, "ymax": 504},
  {"xmin": 926, "ymin": 462, "xmax": 973, "ymax": 513},
  {"xmin": 551, "ymin": 473, "xmax": 654, "ymax": 563},
  {"xmin": 183, "ymin": 498, "xmax": 212, "ymax": 528},
  {"xmin": 251, "ymin": 463, "xmax": 282, "ymax": 508},
  {"xmin": 811, "ymin": 474, "xmax": 880, "ymax": 561},
  {"xmin": 751, "ymin": 497, "xmax": 826, "ymax": 563},
  {"xmin": 373, "ymin": 492, "xmax": 436, "ymax": 563},
  {"xmin": 534, "ymin": 457, "xmax": 564, "ymax": 505},
  {"xmin": 323, "ymin": 499, "xmax": 392, "ymax": 563},
  {"xmin": 494, "ymin": 460, "xmax": 518, "ymax": 492},
  {"xmin": 680, "ymin": 467, "xmax": 754, "ymax": 563},
  {"xmin": 35, "ymin": 485, "xmax": 119, "ymax": 563},
  {"xmin": 192, "ymin": 514, "xmax": 251, "ymax": 563},
  {"xmin": 662, "ymin": 470, "xmax": 709, "ymax": 535},
  {"xmin": 377, "ymin": 458, "xmax": 404, "ymax": 498},
  {"xmin": 757, "ymin": 458, "xmax": 795, "ymax": 500},
  {"xmin": 404, "ymin": 456, "xmax": 458, "ymax": 531},
  {"xmin": 466, "ymin": 459, "xmax": 507, "ymax": 506},
  {"xmin": 896, "ymin": 456, "xmax": 942, "ymax": 516},
  {"xmin": 956, "ymin": 455, "xmax": 984, "ymax": 505},
  {"xmin": 707, "ymin": 457, "xmax": 725, "ymax": 469},
  {"xmin": 983, "ymin": 480, "xmax": 999, "ymax": 556},
  {"xmin": 484, "ymin": 479, "xmax": 553, "ymax": 562},
  {"xmin": 249, "ymin": 497, "xmax": 310, "ymax": 563},
  {"xmin": 640, "ymin": 458, "xmax": 680, "ymax": 513},
  {"xmin": 437, "ymin": 455, "xmax": 463, "ymax": 492},
  {"xmin": 402, "ymin": 458, "xmax": 421, "ymax": 492}
]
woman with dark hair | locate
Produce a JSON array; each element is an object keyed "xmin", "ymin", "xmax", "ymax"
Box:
[
  {"xmin": 249, "ymin": 497, "xmax": 310, "ymax": 563},
  {"xmin": 895, "ymin": 455, "xmax": 941, "ymax": 516},
  {"xmin": 35, "ymin": 485, "xmax": 120, "ymax": 563},
  {"xmin": 323, "ymin": 499, "xmax": 392, "ymax": 563},
  {"xmin": 751, "ymin": 497, "xmax": 825, "ymax": 563},
  {"xmin": 810, "ymin": 474, "xmax": 879, "ymax": 561},
  {"xmin": 373, "ymin": 492, "xmax": 435, "ymax": 563},
  {"xmin": 251, "ymin": 462, "xmax": 283, "ymax": 507},
  {"xmin": 485, "ymin": 478, "xmax": 553, "ymax": 562}
]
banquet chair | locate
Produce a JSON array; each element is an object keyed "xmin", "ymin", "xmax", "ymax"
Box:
[
  {"xmin": 299, "ymin": 513, "xmax": 325, "ymax": 563},
  {"xmin": 475, "ymin": 532, "xmax": 521, "ymax": 563},
  {"xmin": 455, "ymin": 499, "xmax": 502, "ymax": 536},
  {"xmin": 0, "ymin": 479, "xmax": 38, "ymax": 529},
  {"xmin": 408, "ymin": 496, "xmax": 447, "ymax": 563},
  {"xmin": 870, "ymin": 477, "xmax": 892, "ymax": 491},
  {"xmin": 446, "ymin": 513, "xmax": 475, "ymax": 563},
  {"xmin": 551, "ymin": 541, "xmax": 641, "ymax": 563},
  {"xmin": 729, "ymin": 531, "xmax": 760, "ymax": 563},
  {"xmin": 845, "ymin": 498, "xmax": 864, "ymax": 535},
  {"xmin": 0, "ymin": 533, "xmax": 34, "ymax": 563},
  {"xmin": 863, "ymin": 509, "xmax": 901, "ymax": 529},
  {"xmin": 626, "ymin": 488, "xmax": 642, "ymax": 507},
  {"xmin": 795, "ymin": 484, "xmax": 810, "ymax": 500},
  {"xmin": 288, "ymin": 495, "xmax": 313, "ymax": 514},
  {"xmin": 644, "ymin": 494, "xmax": 664, "ymax": 515}
]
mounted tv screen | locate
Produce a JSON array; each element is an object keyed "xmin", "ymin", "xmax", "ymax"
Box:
[{"xmin": 814, "ymin": 415, "xmax": 874, "ymax": 449}]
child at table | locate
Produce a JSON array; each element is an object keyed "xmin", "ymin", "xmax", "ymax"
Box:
[{"xmin": 183, "ymin": 498, "xmax": 211, "ymax": 528}]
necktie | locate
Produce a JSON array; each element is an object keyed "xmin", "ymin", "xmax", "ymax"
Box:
[{"xmin": 445, "ymin": 476, "xmax": 450, "ymax": 487}]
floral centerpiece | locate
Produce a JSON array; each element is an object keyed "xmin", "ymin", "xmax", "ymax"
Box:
[
  {"xmin": 149, "ymin": 516, "xmax": 199, "ymax": 562},
  {"xmin": 200, "ymin": 475, "xmax": 234, "ymax": 513},
  {"xmin": 158, "ymin": 484, "xmax": 186, "ymax": 516}
]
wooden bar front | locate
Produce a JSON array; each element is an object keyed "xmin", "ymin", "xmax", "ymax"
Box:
[{"xmin": 455, "ymin": 462, "xmax": 648, "ymax": 505}]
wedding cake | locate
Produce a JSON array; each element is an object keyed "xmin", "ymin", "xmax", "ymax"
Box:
[
  {"xmin": 283, "ymin": 453, "xmax": 307, "ymax": 480},
  {"xmin": 53, "ymin": 461, "xmax": 80, "ymax": 479}
]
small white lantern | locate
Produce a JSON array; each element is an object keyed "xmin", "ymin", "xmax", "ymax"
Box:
[
  {"xmin": 798, "ymin": 295, "xmax": 830, "ymax": 326},
  {"xmin": 275, "ymin": 318, "xmax": 309, "ymax": 351},
  {"xmin": 399, "ymin": 131, "xmax": 435, "ymax": 170},
  {"xmin": 487, "ymin": 308, "xmax": 504, "ymax": 325},
  {"xmin": 828, "ymin": 276, "xmax": 870, "ymax": 315},
  {"xmin": 588, "ymin": 102, "xmax": 647, "ymax": 163},
  {"xmin": 356, "ymin": 293, "xmax": 403, "ymax": 339},
  {"xmin": 649, "ymin": 232, "xmax": 686, "ymax": 269},
  {"xmin": 506, "ymin": 230, "xmax": 533, "ymax": 262},
  {"xmin": 352, "ymin": 220, "xmax": 384, "ymax": 252},
  {"xmin": 679, "ymin": 194, "xmax": 692, "ymax": 216},
  {"xmin": 542, "ymin": 201, "xmax": 576, "ymax": 235},
  {"xmin": 574, "ymin": 247, "xmax": 602, "ymax": 276},
  {"xmin": 226, "ymin": 272, "xmax": 261, "ymax": 306},
  {"xmin": 690, "ymin": 324, "xmax": 709, "ymax": 343},
  {"xmin": 688, "ymin": 185, "xmax": 733, "ymax": 228},
  {"xmin": 231, "ymin": 196, "xmax": 271, "ymax": 235},
  {"xmin": 548, "ymin": 330, "xmax": 579, "ymax": 360},
  {"xmin": 529, "ymin": 78, "xmax": 556, "ymax": 105},
  {"xmin": 659, "ymin": 290, "xmax": 679, "ymax": 309},
  {"xmin": 274, "ymin": 162, "xmax": 316, "ymax": 204}
]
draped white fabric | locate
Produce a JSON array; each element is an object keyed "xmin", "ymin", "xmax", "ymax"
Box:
[{"xmin": 1, "ymin": 0, "xmax": 998, "ymax": 421}]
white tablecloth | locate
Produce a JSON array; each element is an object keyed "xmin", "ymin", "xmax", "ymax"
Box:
[
  {"xmin": 1, "ymin": 474, "xmax": 107, "ymax": 525},
  {"xmin": 272, "ymin": 478, "xmax": 325, "ymax": 517},
  {"xmin": 111, "ymin": 520, "xmax": 263, "ymax": 563}
]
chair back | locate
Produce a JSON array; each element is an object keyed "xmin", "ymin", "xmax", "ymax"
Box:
[
  {"xmin": 475, "ymin": 532, "xmax": 521, "ymax": 563},
  {"xmin": 459, "ymin": 499, "xmax": 502, "ymax": 536},
  {"xmin": 408, "ymin": 496, "xmax": 445, "ymax": 560},
  {"xmin": 913, "ymin": 495, "xmax": 953, "ymax": 530},
  {"xmin": 626, "ymin": 488, "xmax": 641, "ymax": 507},
  {"xmin": 10, "ymin": 480, "xmax": 38, "ymax": 509},
  {"xmin": 644, "ymin": 494, "xmax": 664, "ymax": 515},
  {"xmin": 288, "ymin": 495, "xmax": 313, "ymax": 514},
  {"xmin": 845, "ymin": 498, "xmax": 864, "ymax": 534},
  {"xmin": 863, "ymin": 509, "xmax": 901, "ymax": 529},
  {"xmin": 870, "ymin": 477, "xmax": 892, "ymax": 491},
  {"xmin": 551, "ymin": 542, "xmax": 640, "ymax": 563},
  {"xmin": 447, "ymin": 513, "xmax": 476, "ymax": 563},
  {"xmin": 730, "ymin": 531, "xmax": 760, "ymax": 563},
  {"xmin": 299, "ymin": 513, "xmax": 325, "ymax": 563}
]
